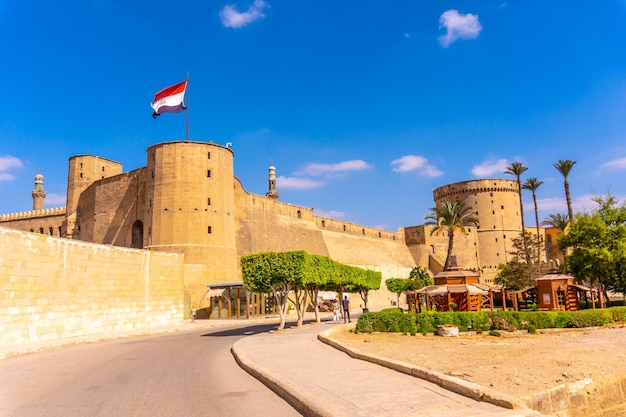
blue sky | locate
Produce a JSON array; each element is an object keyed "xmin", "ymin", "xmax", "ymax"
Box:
[{"xmin": 1, "ymin": 1, "xmax": 626, "ymax": 232}]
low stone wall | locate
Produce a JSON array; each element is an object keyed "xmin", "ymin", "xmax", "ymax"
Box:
[
  {"xmin": 0, "ymin": 227, "xmax": 185, "ymax": 348},
  {"xmin": 522, "ymin": 374, "xmax": 626, "ymax": 417}
]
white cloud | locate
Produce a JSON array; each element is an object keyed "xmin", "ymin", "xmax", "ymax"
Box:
[
  {"xmin": 537, "ymin": 194, "xmax": 601, "ymax": 215},
  {"xmin": 391, "ymin": 155, "xmax": 442, "ymax": 177},
  {"xmin": 276, "ymin": 176, "xmax": 324, "ymax": 190},
  {"xmin": 438, "ymin": 9, "xmax": 482, "ymax": 48},
  {"xmin": 314, "ymin": 208, "xmax": 346, "ymax": 219},
  {"xmin": 0, "ymin": 155, "xmax": 23, "ymax": 171},
  {"xmin": 295, "ymin": 160, "xmax": 372, "ymax": 177},
  {"xmin": 0, "ymin": 155, "xmax": 23, "ymax": 181},
  {"xmin": 471, "ymin": 158, "xmax": 509, "ymax": 177},
  {"xmin": 600, "ymin": 157, "xmax": 626, "ymax": 170},
  {"xmin": 220, "ymin": 0, "xmax": 268, "ymax": 28}
]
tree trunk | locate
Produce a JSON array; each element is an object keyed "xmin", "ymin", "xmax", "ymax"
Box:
[
  {"xmin": 360, "ymin": 290, "xmax": 369, "ymax": 310},
  {"xmin": 565, "ymin": 179, "xmax": 574, "ymax": 222},
  {"xmin": 444, "ymin": 230, "xmax": 454, "ymax": 271},
  {"xmin": 533, "ymin": 192, "xmax": 541, "ymax": 265},
  {"xmin": 272, "ymin": 286, "xmax": 288, "ymax": 331},
  {"xmin": 518, "ymin": 179, "xmax": 530, "ymax": 263}
]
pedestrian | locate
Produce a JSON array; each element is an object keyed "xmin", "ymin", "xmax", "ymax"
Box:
[
  {"xmin": 342, "ymin": 295, "xmax": 351, "ymax": 323},
  {"xmin": 332, "ymin": 300, "xmax": 339, "ymax": 323}
]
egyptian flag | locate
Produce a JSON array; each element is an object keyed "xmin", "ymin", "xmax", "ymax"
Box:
[{"xmin": 151, "ymin": 80, "xmax": 187, "ymax": 118}]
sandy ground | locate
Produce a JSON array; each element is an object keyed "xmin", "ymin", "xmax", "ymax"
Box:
[{"xmin": 329, "ymin": 324, "xmax": 626, "ymax": 398}]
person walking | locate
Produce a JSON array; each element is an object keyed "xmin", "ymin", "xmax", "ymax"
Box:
[
  {"xmin": 332, "ymin": 300, "xmax": 339, "ymax": 323},
  {"xmin": 341, "ymin": 295, "xmax": 351, "ymax": 323}
]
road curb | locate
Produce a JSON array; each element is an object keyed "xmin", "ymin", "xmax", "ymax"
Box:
[
  {"xmin": 231, "ymin": 337, "xmax": 339, "ymax": 417},
  {"xmin": 317, "ymin": 326, "xmax": 536, "ymax": 412}
]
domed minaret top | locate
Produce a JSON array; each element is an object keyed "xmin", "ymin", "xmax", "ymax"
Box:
[
  {"xmin": 265, "ymin": 164, "xmax": 279, "ymax": 200},
  {"xmin": 32, "ymin": 172, "xmax": 46, "ymax": 210}
]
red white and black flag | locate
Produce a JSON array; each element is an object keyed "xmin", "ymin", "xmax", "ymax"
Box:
[{"xmin": 150, "ymin": 80, "xmax": 188, "ymax": 118}]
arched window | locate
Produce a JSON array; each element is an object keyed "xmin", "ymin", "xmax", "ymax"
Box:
[
  {"xmin": 131, "ymin": 220, "xmax": 143, "ymax": 248},
  {"xmin": 39, "ymin": 227, "xmax": 44, "ymax": 234},
  {"xmin": 49, "ymin": 227, "xmax": 54, "ymax": 236}
]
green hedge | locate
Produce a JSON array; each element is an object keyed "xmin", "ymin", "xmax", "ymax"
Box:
[{"xmin": 353, "ymin": 306, "xmax": 626, "ymax": 334}]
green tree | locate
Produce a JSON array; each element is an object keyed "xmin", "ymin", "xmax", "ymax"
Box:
[
  {"xmin": 497, "ymin": 231, "xmax": 548, "ymax": 290},
  {"xmin": 346, "ymin": 269, "xmax": 382, "ymax": 311},
  {"xmin": 559, "ymin": 194, "xmax": 626, "ymax": 294},
  {"xmin": 424, "ymin": 200, "xmax": 479, "ymax": 271},
  {"xmin": 553, "ymin": 159, "xmax": 577, "ymax": 223},
  {"xmin": 241, "ymin": 251, "xmax": 308, "ymax": 330},
  {"xmin": 505, "ymin": 161, "xmax": 529, "ymax": 263},
  {"xmin": 495, "ymin": 258, "xmax": 535, "ymax": 290},
  {"xmin": 406, "ymin": 266, "xmax": 434, "ymax": 290},
  {"xmin": 522, "ymin": 177, "xmax": 544, "ymax": 264},
  {"xmin": 385, "ymin": 278, "xmax": 408, "ymax": 308}
]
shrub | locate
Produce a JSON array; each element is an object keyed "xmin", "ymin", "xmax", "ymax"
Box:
[
  {"xmin": 353, "ymin": 307, "xmax": 626, "ymax": 334},
  {"xmin": 489, "ymin": 330, "xmax": 501, "ymax": 337},
  {"xmin": 610, "ymin": 306, "xmax": 626, "ymax": 323},
  {"xmin": 569, "ymin": 309, "xmax": 613, "ymax": 328}
]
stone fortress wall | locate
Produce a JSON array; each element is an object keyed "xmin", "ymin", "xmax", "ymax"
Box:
[
  {"xmin": 0, "ymin": 226, "xmax": 184, "ymax": 348},
  {"xmin": 0, "ymin": 208, "xmax": 66, "ymax": 237},
  {"xmin": 433, "ymin": 178, "xmax": 522, "ymax": 284},
  {"xmin": 0, "ymin": 140, "xmax": 534, "ymax": 321}
]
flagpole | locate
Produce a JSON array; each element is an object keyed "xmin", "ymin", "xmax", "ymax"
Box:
[{"xmin": 186, "ymin": 70, "xmax": 189, "ymax": 141}]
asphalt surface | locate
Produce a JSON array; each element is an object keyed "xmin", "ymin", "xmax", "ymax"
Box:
[
  {"xmin": 0, "ymin": 319, "xmax": 302, "ymax": 417},
  {"xmin": 1, "ymin": 316, "xmax": 549, "ymax": 417}
]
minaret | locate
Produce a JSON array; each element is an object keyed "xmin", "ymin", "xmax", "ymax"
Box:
[
  {"xmin": 266, "ymin": 164, "xmax": 279, "ymax": 200},
  {"xmin": 32, "ymin": 172, "xmax": 46, "ymax": 211}
]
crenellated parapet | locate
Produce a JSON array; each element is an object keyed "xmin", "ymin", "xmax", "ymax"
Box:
[
  {"xmin": 0, "ymin": 207, "xmax": 66, "ymax": 221},
  {"xmin": 433, "ymin": 178, "xmax": 519, "ymax": 202}
]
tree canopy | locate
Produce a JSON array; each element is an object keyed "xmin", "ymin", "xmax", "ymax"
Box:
[
  {"xmin": 558, "ymin": 194, "xmax": 626, "ymax": 293},
  {"xmin": 241, "ymin": 251, "xmax": 382, "ymax": 329}
]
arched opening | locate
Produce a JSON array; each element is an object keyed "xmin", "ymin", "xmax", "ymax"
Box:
[{"xmin": 132, "ymin": 220, "xmax": 144, "ymax": 248}]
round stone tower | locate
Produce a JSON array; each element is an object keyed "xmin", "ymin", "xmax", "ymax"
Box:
[
  {"xmin": 31, "ymin": 172, "xmax": 46, "ymax": 211},
  {"xmin": 145, "ymin": 141, "xmax": 238, "ymax": 303},
  {"xmin": 433, "ymin": 178, "xmax": 522, "ymax": 283}
]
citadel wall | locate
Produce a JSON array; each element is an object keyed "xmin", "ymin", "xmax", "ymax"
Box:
[
  {"xmin": 403, "ymin": 225, "xmax": 481, "ymax": 276},
  {"xmin": 65, "ymin": 155, "xmax": 123, "ymax": 238},
  {"xmin": 0, "ymin": 226, "xmax": 184, "ymax": 348},
  {"xmin": 74, "ymin": 168, "xmax": 147, "ymax": 246},
  {"xmin": 3, "ymin": 141, "xmax": 536, "ymax": 318},
  {"xmin": 433, "ymin": 178, "xmax": 522, "ymax": 284},
  {"xmin": 0, "ymin": 208, "xmax": 65, "ymax": 237},
  {"xmin": 144, "ymin": 142, "xmax": 239, "ymax": 312}
]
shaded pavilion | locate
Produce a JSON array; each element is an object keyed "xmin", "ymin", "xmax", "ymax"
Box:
[{"xmin": 415, "ymin": 267, "xmax": 493, "ymax": 312}]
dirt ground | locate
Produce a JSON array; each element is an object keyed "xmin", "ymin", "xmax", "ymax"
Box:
[{"xmin": 329, "ymin": 324, "xmax": 626, "ymax": 398}]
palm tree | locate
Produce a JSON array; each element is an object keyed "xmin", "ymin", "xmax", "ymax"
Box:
[
  {"xmin": 541, "ymin": 213, "xmax": 570, "ymax": 269},
  {"xmin": 553, "ymin": 159, "xmax": 576, "ymax": 222},
  {"xmin": 504, "ymin": 161, "xmax": 529, "ymax": 262},
  {"xmin": 522, "ymin": 177, "xmax": 544, "ymax": 264},
  {"xmin": 424, "ymin": 200, "xmax": 479, "ymax": 271},
  {"xmin": 541, "ymin": 213, "xmax": 569, "ymax": 232}
]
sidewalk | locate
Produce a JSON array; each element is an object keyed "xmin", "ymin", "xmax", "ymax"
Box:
[{"xmin": 232, "ymin": 320, "xmax": 548, "ymax": 417}]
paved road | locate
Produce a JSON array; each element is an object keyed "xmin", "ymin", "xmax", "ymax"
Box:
[{"xmin": 0, "ymin": 322, "xmax": 303, "ymax": 417}]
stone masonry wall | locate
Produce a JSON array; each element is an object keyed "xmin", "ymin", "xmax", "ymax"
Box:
[
  {"xmin": 0, "ymin": 208, "xmax": 66, "ymax": 237},
  {"xmin": 0, "ymin": 226, "xmax": 184, "ymax": 348}
]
